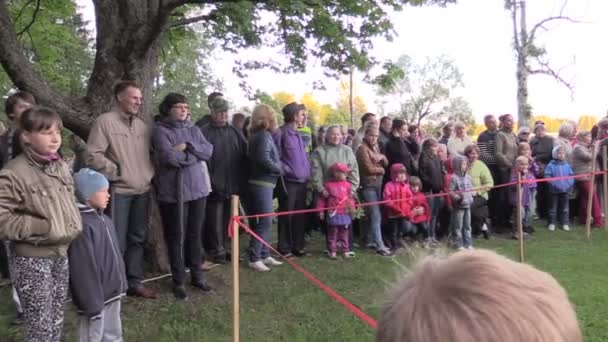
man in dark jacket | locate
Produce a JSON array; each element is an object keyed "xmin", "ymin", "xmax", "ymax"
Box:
[
  {"xmin": 198, "ymin": 98, "xmax": 248, "ymax": 264},
  {"xmin": 274, "ymin": 103, "xmax": 311, "ymax": 256},
  {"xmin": 530, "ymin": 123, "xmax": 555, "ymax": 219},
  {"xmin": 70, "ymin": 169, "xmax": 127, "ymax": 341},
  {"xmin": 477, "ymin": 114, "xmax": 499, "ymax": 225}
]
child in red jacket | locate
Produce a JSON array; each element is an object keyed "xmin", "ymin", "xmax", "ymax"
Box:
[
  {"xmin": 382, "ymin": 163, "xmax": 412, "ymax": 251},
  {"xmin": 409, "ymin": 176, "xmax": 433, "ymax": 246},
  {"xmin": 316, "ymin": 163, "xmax": 356, "ymax": 259}
]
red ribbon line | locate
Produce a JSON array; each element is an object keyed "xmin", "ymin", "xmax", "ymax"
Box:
[
  {"xmin": 236, "ymin": 170, "xmax": 608, "ymax": 220},
  {"xmin": 233, "ymin": 218, "xmax": 379, "ymax": 330}
]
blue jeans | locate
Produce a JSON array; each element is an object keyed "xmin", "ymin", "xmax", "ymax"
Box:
[
  {"xmin": 549, "ymin": 192, "xmax": 570, "ymax": 225},
  {"xmin": 451, "ymin": 208, "xmax": 472, "ymax": 248},
  {"xmin": 427, "ymin": 194, "xmax": 444, "ymax": 239},
  {"xmin": 112, "ymin": 192, "xmax": 150, "ymax": 287},
  {"xmin": 361, "ymin": 187, "xmax": 388, "ymax": 252},
  {"xmin": 248, "ymin": 184, "xmax": 274, "ymax": 262}
]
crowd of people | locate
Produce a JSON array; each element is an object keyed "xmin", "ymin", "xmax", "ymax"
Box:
[{"xmin": 0, "ymin": 81, "xmax": 605, "ymax": 341}]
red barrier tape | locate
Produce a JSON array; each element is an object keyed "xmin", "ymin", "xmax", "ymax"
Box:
[
  {"xmin": 234, "ymin": 217, "xmax": 379, "ymax": 330},
  {"xmin": 237, "ymin": 170, "xmax": 608, "ymax": 220}
]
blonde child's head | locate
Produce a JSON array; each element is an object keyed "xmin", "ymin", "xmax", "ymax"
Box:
[
  {"xmin": 19, "ymin": 107, "xmax": 63, "ymax": 156},
  {"xmin": 376, "ymin": 249, "xmax": 581, "ymax": 342},
  {"xmin": 514, "ymin": 155, "xmax": 529, "ymax": 174},
  {"xmin": 518, "ymin": 142, "xmax": 531, "ymax": 157}
]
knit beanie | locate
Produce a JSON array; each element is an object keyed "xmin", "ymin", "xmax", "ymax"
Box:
[{"xmin": 74, "ymin": 168, "xmax": 109, "ymax": 202}]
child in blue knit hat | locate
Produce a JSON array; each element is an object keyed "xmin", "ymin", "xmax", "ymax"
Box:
[{"xmin": 69, "ymin": 168, "xmax": 126, "ymax": 342}]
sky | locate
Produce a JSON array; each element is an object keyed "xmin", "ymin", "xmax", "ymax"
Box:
[{"xmin": 80, "ymin": 0, "xmax": 608, "ymax": 123}]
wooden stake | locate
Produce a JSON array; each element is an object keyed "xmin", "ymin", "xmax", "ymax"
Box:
[
  {"xmin": 603, "ymin": 146, "xmax": 608, "ymax": 230},
  {"xmin": 586, "ymin": 145, "xmax": 597, "ymax": 240},
  {"xmin": 230, "ymin": 195, "xmax": 240, "ymax": 342},
  {"xmin": 517, "ymin": 172, "xmax": 525, "ymax": 262}
]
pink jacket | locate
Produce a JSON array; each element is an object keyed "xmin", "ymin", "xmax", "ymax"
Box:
[
  {"xmin": 316, "ymin": 180, "xmax": 355, "ymax": 214},
  {"xmin": 383, "ymin": 180, "xmax": 413, "ymax": 219}
]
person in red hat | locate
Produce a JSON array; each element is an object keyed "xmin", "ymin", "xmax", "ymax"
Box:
[{"xmin": 316, "ymin": 163, "xmax": 356, "ymax": 259}]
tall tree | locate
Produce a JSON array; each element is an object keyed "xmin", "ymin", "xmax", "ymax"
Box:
[
  {"xmin": 374, "ymin": 54, "xmax": 470, "ymax": 126},
  {"xmin": 505, "ymin": 0, "xmax": 576, "ymax": 126}
]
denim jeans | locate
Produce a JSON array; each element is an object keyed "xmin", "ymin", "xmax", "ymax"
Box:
[
  {"xmin": 549, "ymin": 192, "xmax": 570, "ymax": 225},
  {"xmin": 248, "ymin": 184, "xmax": 274, "ymax": 262},
  {"xmin": 427, "ymin": 194, "xmax": 444, "ymax": 239},
  {"xmin": 361, "ymin": 186, "xmax": 388, "ymax": 252},
  {"xmin": 451, "ymin": 208, "xmax": 472, "ymax": 248},
  {"xmin": 112, "ymin": 192, "xmax": 150, "ymax": 287}
]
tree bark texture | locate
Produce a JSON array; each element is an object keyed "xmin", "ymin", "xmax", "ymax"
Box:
[{"xmin": 0, "ymin": 0, "xmax": 182, "ymax": 272}]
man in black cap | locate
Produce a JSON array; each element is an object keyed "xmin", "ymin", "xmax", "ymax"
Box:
[{"xmin": 199, "ymin": 97, "xmax": 248, "ymax": 264}]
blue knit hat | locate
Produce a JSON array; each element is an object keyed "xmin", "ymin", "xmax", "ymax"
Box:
[{"xmin": 74, "ymin": 168, "xmax": 109, "ymax": 202}]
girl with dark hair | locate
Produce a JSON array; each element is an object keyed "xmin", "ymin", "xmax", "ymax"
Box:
[
  {"xmin": 0, "ymin": 107, "xmax": 81, "ymax": 341},
  {"xmin": 385, "ymin": 119, "xmax": 416, "ymax": 176},
  {"xmin": 152, "ymin": 93, "xmax": 214, "ymax": 299}
]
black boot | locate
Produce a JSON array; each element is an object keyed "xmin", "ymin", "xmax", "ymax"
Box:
[
  {"xmin": 191, "ymin": 270, "xmax": 213, "ymax": 292},
  {"xmin": 173, "ymin": 284, "xmax": 188, "ymax": 300}
]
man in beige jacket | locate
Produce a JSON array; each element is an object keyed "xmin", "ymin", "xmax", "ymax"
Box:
[{"xmin": 86, "ymin": 81, "xmax": 156, "ymax": 299}]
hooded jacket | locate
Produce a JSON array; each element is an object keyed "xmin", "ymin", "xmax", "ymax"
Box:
[
  {"xmin": 152, "ymin": 117, "xmax": 213, "ymax": 203},
  {"xmin": 544, "ymin": 147, "xmax": 574, "ymax": 193},
  {"xmin": 382, "ymin": 164, "xmax": 413, "ymax": 218},
  {"xmin": 449, "ymin": 155, "xmax": 474, "ymax": 208},
  {"xmin": 410, "ymin": 191, "xmax": 431, "ymax": 224},
  {"xmin": 0, "ymin": 146, "xmax": 81, "ymax": 257},
  {"xmin": 316, "ymin": 180, "xmax": 355, "ymax": 217},
  {"xmin": 69, "ymin": 204, "xmax": 127, "ymax": 317}
]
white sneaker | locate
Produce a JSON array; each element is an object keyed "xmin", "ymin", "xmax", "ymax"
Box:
[
  {"xmin": 262, "ymin": 257, "xmax": 283, "ymax": 266},
  {"xmin": 248, "ymin": 261, "xmax": 270, "ymax": 272},
  {"xmin": 548, "ymin": 224, "xmax": 556, "ymax": 231},
  {"xmin": 466, "ymin": 246, "xmax": 475, "ymax": 250},
  {"xmin": 457, "ymin": 246, "xmax": 466, "ymax": 251},
  {"xmin": 562, "ymin": 225, "xmax": 570, "ymax": 231}
]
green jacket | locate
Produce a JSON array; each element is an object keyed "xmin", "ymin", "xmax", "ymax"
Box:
[
  {"xmin": 311, "ymin": 144, "xmax": 359, "ymax": 194},
  {"xmin": 0, "ymin": 146, "xmax": 82, "ymax": 257},
  {"xmin": 469, "ymin": 160, "xmax": 494, "ymax": 199},
  {"xmin": 495, "ymin": 129, "xmax": 518, "ymax": 170}
]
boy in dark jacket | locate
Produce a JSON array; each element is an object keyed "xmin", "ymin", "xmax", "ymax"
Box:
[
  {"xmin": 70, "ymin": 168, "xmax": 127, "ymax": 341},
  {"xmin": 544, "ymin": 146, "xmax": 574, "ymax": 231}
]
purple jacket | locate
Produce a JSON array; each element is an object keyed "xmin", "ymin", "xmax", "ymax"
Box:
[
  {"xmin": 273, "ymin": 125, "xmax": 311, "ymax": 183},
  {"xmin": 510, "ymin": 171, "xmax": 536, "ymax": 207},
  {"xmin": 152, "ymin": 117, "xmax": 213, "ymax": 203}
]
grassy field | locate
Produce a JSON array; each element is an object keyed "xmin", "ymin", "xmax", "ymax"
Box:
[{"xmin": 1, "ymin": 223, "xmax": 608, "ymax": 341}]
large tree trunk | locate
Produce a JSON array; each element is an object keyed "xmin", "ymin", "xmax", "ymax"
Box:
[
  {"xmin": 0, "ymin": 0, "xmax": 175, "ymax": 272},
  {"xmin": 515, "ymin": 0, "xmax": 531, "ymax": 127}
]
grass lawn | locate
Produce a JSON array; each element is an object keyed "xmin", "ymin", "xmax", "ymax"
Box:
[{"xmin": 1, "ymin": 223, "xmax": 608, "ymax": 341}]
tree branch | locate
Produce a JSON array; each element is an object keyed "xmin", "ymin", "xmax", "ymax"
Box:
[
  {"xmin": 510, "ymin": 0, "xmax": 521, "ymax": 54},
  {"xmin": 528, "ymin": 15, "xmax": 579, "ymax": 44},
  {"xmin": 527, "ymin": 60, "xmax": 574, "ymax": 98},
  {"xmin": 170, "ymin": 14, "xmax": 213, "ymax": 28},
  {"xmin": 16, "ymin": 0, "xmax": 40, "ymax": 36}
]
